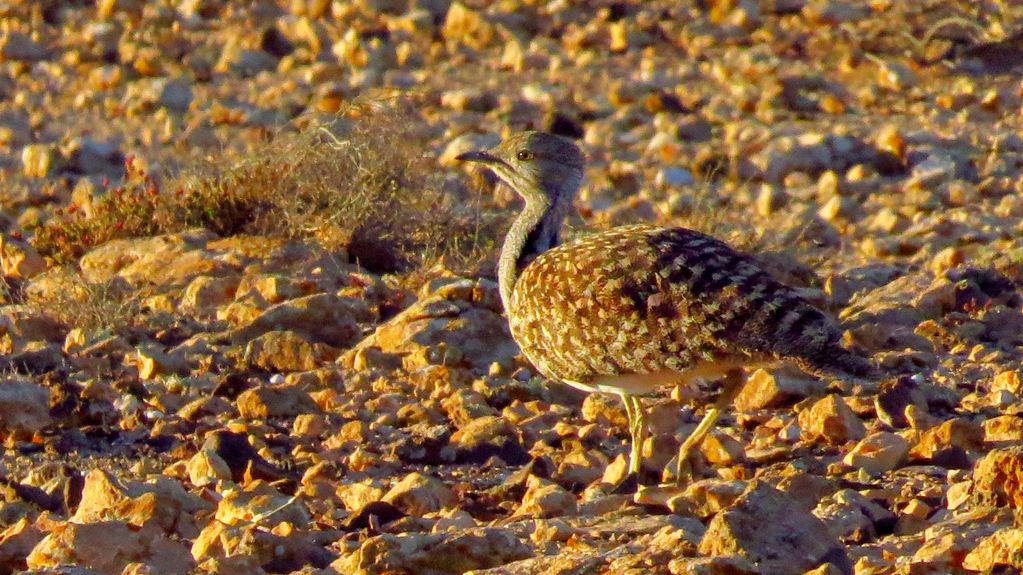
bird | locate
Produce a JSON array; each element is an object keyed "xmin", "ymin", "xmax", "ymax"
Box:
[{"xmin": 457, "ymin": 131, "xmax": 877, "ymax": 485}]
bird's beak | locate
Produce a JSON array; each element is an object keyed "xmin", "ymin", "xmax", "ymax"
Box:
[{"xmin": 455, "ymin": 150, "xmax": 509, "ymax": 168}]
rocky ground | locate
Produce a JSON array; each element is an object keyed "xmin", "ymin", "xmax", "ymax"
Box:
[{"xmin": 1, "ymin": 0, "xmax": 1023, "ymax": 574}]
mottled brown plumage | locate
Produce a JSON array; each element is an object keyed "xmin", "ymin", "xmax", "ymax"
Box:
[
  {"xmin": 457, "ymin": 132, "xmax": 876, "ymax": 484},
  {"xmin": 511, "ymin": 223, "xmax": 874, "ymax": 391}
]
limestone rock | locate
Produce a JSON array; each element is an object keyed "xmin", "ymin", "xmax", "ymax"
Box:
[
  {"xmin": 0, "ymin": 518, "xmax": 43, "ymax": 573},
  {"xmin": 0, "ymin": 31, "xmax": 49, "ymax": 61},
  {"xmin": 0, "ymin": 305, "xmax": 65, "ymax": 344},
  {"xmin": 191, "ymin": 519, "xmax": 331, "ymax": 571},
  {"xmin": 699, "ymin": 481, "xmax": 851, "ymax": 575},
  {"xmin": 911, "ymin": 508, "xmax": 1012, "ymax": 571},
  {"xmin": 0, "ymin": 235, "xmax": 46, "ymax": 280},
  {"xmin": 458, "ymin": 552, "xmax": 606, "ymax": 575},
  {"xmin": 382, "ymin": 472, "xmax": 457, "ymax": 516},
  {"xmin": 442, "ymin": 2, "xmax": 496, "ymax": 51},
  {"xmin": 26, "ymin": 521, "xmax": 194, "ymax": 574},
  {"xmin": 215, "ymin": 46, "xmax": 277, "ymax": 76},
  {"xmin": 556, "ymin": 447, "xmax": 609, "ymax": 486},
  {"xmin": 214, "ymin": 481, "xmax": 310, "ymax": 528},
  {"xmin": 700, "ymin": 430, "xmax": 746, "ymax": 466},
  {"xmin": 186, "ymin": 449, "xmax": 233, "ymax": 487},
  {"xmin": 984, "ymin": 415, "xmax": 1023, "ymax": 442},
  {"xmin": 78, "ymin": 230, "xmax": 223, "ymax": 286},
  {"xmin": 21, "ymin": 144, "xmax": 55, "ymax": 178},
  {"xmin": 2, "ymin": 342, "xmax": 63, "ymax": 374},
  {"xmin": 229, "ymin": 293, "xmax": 364, "ymax": 349},
  {"xmin": 797, "ymin": 395, "xmax": 865, "ymax": 445},
  {"xmin": 908, "ymin": 417, "xmax": 983, "ymax": 466},
  {"xmin": 973, "ymin": 446, "xmax": 1023, "ymax": 508},
  {"xmin": 72, "ymin": 469, "xmax": 213, "ymax": 539},
  {"xmin": 180, "ymin": 274, "xmax": 239, "ymax": 317},
  {"xmin": 513, "ymin": 476, "xmax": 578, "ymax": 519},
  {"xmin": 734, "ymin": 368, "xmax": 824, "ymax": 411},
  {"xmin": 63, "ymin": 137, "xmax": 123, "ymax": 175},
  {"xmin": 333, "ymin": 527, "xmax": 531, "ymax": 575},
  {"xmin": 242, "ymin": 329, "xmax": 339, "ymax": 372},
  {"xmin": 336, "ymin": 481, "xmax": 387, "ymax": 513},
  {"xmin": 581, "ymin": 394, "xmax": 628, "ymax": 427},
  {"xmin": 135, "ymin": 346, "xmax": 190, "ymax": 380},
  {"xmin": 342, "ymin": 279, "xmax": 518, "ymax": 371},
  {"xmin": 683, "ymin": 479, "xmax": 747, "ymax": 519},
  {"xmin": 813, "ymin": 489, "xmax": 896, "ymax": 544},
  {"xmin": 668, "ymin": 555, "xmax": 761, "ymax": 575},
  {"xmin": 962, "ymin": 527, "xmax": 1023, "ymax": 572},
  {"xmin": 843, "ymin": 432, "xmax": 910, "ymax": 475},
  {"xmin": 775, "ymin": 472, "xmax": 839, "ymax": 511},
  {"xmin": 233, "ymin": 274, "xmax": 310, "ymax": 305},
  {"xmin": 757, "ymin": 133, "xmax": 876, "ymax": 184},
  {"xmin": 800, "ymin": 564, "xmax": 847, "ymax": 575},
  {"xmin": 450, "ymin": 415, "xmax": 529, "ymax": 465},
  {"xmin": 292, "ymin": 412, "xmax": 327, "ymax": 438},
  {"xmin": 0, "ymin": 379, "xmax": 52, "ymax": 433},
  {"xmin": 236, "ymin": 384, "xmax": 320, "ymax": 419},
  {"xmin": 992, "ymin": 370, "xmax": 1023, "ymax": 394},
  {"xmin": 158, "ymin": 78, "xmax": 193, "ymax": 111}
]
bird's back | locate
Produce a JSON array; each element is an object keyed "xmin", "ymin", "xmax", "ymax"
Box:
[{"xmin": 508, "ymin": 224, "xmax": 874, "ymax": 386}]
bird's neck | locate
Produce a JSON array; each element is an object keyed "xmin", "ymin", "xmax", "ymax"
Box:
[{"xmin": 498, "ymin": 196, "xmax": 568, "ymax": 312}]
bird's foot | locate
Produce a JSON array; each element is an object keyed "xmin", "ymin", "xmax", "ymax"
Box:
[{"xmin": 666, "ymin": 453, "xmax": 696, "ymax": 487}]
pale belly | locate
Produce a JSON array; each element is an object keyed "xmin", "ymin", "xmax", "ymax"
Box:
[{"xmin": 560, "ymin": 360, "xmax": 760, "ymax": 396}]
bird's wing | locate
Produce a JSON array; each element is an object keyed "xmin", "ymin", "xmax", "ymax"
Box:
[{"xmin": 512, "ymin": 225, "xmax": 874, "ymax": 383}]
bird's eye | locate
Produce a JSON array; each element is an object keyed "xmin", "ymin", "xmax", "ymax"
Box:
[{"xmin": 516, "ymin": 150, "xmax": 534, "ymax": 161}]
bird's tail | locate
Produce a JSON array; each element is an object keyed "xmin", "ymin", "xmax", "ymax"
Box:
[{"xmin": 793, "ymin": 345, "xmax": 881, "ymax": 387}]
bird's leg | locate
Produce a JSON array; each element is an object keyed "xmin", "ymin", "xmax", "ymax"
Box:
[
  {"xmin": 629, "ymin": 395, "xmax": 647, "ymax": 478},
  {"xmin": 675, "ymin": 369, "xmax": 745, "ymax": 486},
  {"xmin": 619, "ymin": 393, "xmax": 643, "ymax": 476}
]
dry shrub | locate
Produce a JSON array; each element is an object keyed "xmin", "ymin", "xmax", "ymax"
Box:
[
  {"xmin": 24, "ymin": 270, "xmax": 142, "ymax": 338},
  {"xmin": 31, "ymin": 167, "xmax": 162, "ymax": 265},
  {"xmin": 667, "ymin": 179, "xmax": 776, "ymax": 254},
  {"xmin": 0, "ymin": 276, "xmax": 14, "ymax": 305},
  {"xmin": 32, "ymin": 95, "xmax": 492, "ymax": 274}
]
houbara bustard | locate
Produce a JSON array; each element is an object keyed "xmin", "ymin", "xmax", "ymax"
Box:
[{"xmin": 458, "ymin": 131, "xmax": 876, "ymax": 484}]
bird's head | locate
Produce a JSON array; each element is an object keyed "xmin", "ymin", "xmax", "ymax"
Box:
[{"xmin": 456, "ymin": 131, "xmax": 584, "ymax": 207}]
